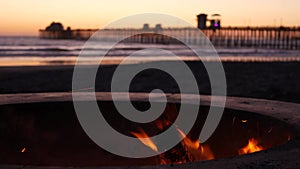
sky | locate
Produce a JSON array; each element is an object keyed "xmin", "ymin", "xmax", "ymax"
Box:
[{"xmin": 0, "ymin": 0, "xmax": 299, "ymax": 36}]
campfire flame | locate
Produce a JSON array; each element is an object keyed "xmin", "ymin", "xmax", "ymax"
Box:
[
  {"xmin": 131, "ymin": 116, "xmax": 215, "ymax": 164},
  {"xmin": 130, "ymin": 104, "xmax": 216, "ymax": 164},
  {"xmin": 131, "ymin": 126, "xmax": 215, "ymax": 164},
  {"xmin": 177, "ymin": 128, "xmax": 200, "ymax": 149},
  {"xmin": 131, "ymin": 129, "xmax": 158, "ymax": 152},
  {"xmin": 238, "ymin": 138, "xmax": 264, "ymax": 155},
  {"xmin": 129, "ymin": 104, "xmax": 271, "ymax": 164},
  {"xmin": 176, "ymin": 128, "xmax": 214, "ymax": 161}
]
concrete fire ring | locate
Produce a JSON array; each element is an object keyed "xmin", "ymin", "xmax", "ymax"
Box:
[{"xmin": 0, "ymin": 92, "xmax": 299, "ymax": 169}]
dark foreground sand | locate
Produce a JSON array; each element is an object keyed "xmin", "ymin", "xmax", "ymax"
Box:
[{"xmin": 0, "ymin": 61, "xmax": 300, "ymax": 103}]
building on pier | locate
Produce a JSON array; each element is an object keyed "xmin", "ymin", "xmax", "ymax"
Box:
[{"xmin": 197, "ymin": 13, "xmax": 221, "ymax": 30}]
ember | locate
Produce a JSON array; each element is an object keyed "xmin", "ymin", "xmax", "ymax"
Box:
[{"xmin": 241, "ymin": 119, "xmax": 247, "ymax": 123}]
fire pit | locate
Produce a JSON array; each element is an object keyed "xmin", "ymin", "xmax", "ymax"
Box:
[{"xmin": 0, "ymin": 92, "xmax": 299, "ymax": 169}]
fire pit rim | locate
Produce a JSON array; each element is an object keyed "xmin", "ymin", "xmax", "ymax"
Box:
[{"xmin": 0, "ymin": 92, "xmax": 299, "ymax": 169}]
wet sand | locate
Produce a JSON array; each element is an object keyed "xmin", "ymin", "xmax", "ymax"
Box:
[{"xmin": 0, "ymin": 61, "xmax": 300, "ymax": 103}]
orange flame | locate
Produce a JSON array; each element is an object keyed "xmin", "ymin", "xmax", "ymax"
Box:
[
  {"xmin": 131, "ymin": 129, "xmax": 158, "ymax": 152},
  {"xmin": 238, "ymin": 138, "xmax": 264, "ymax": 155},
  {"xmin": 176, "ymin": 128, "xmax": 214, "ymax": 161},
  {"xmin": 177, "ymin": 128, "xmax": 200, "ymax": 149},
  {"xmin": 21, "ymin": 147, "xmax": 26, "ymax": 153},
  {"xmin": 131, "ymin": 103, "xmax": 215, "ymax": 164}
]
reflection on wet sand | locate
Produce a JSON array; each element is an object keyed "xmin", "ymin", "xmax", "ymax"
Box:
[{"xmin": 1, "ymin": 56, "xmax": 300, "ymax": 67}]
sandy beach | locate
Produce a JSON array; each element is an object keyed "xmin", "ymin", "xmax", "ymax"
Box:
[{"xmin": 0, "ymin": 61, "xmax": 300, "ymax": 103}]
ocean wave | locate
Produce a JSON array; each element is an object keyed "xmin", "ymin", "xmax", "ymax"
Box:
[
  {"xmin": 0, "ymin": 37, "xmax": 299, "ymax": 58},
  {"xmin": 0, "ymin": 48, "xmax": 73, "ymax": 52}
]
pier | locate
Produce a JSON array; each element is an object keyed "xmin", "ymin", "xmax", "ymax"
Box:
[{"xmin": 39, "ymin": 27, "xmax": 300, "ymax": 50}]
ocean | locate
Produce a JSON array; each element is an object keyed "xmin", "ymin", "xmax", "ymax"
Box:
[{"xmin": 0, "ymin": 36, "xmax": 300, "ymax": 66}]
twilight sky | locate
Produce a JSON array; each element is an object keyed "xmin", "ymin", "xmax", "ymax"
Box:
[{"xmin": 0, "ymin": 0, "xmax": 299, "ymax": 35}]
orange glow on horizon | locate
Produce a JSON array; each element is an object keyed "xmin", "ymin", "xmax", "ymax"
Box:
[{"xmin": 1, "ymin": 0, "xmax": 300, "ymax": 36}]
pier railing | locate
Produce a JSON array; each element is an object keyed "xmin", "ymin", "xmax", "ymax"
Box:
[{"xmin": 203, "ymin": 27, "xmax": 300, "ymax": 50}]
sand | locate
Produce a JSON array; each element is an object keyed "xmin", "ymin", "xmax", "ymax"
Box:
[{"xmin": 0, "ymin": 61, "xmax": 300, "ymax": 103}]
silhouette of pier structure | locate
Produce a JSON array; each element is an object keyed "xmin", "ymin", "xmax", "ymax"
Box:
[{"xmin": 39, "ymin": 22, "xmax": 300, "ymax": 50}]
